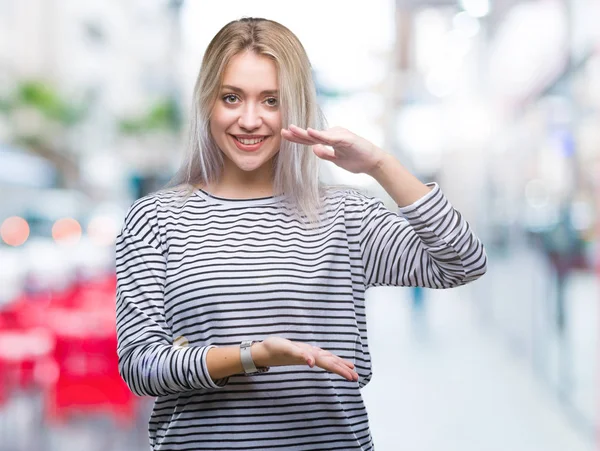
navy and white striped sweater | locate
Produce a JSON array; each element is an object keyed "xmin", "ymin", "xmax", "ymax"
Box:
[{"xmin": 115, "ymin": 183, "xmax": 487, "ymax": 450}]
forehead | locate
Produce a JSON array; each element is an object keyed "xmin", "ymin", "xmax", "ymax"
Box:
[{"xmin": 221, "ymin": 51, "xmax": 278, "ymax": 90}]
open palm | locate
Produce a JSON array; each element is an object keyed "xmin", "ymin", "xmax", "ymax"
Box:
[
  {"xmin": 281, "ymin": 125, "xmax": 385, "ymax": 175},
  {"xmin": 259, "ymin": 336, "xmax": 358, "ymax": 382}
]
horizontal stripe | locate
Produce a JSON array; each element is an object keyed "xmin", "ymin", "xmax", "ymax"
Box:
[{"xmin": 115, "ymin": 183, "xmax": 487, "ymax": 450}]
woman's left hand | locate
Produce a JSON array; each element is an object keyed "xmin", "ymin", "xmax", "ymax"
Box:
[{"xmin": 281, "ymin": 125, "xmax": 387, "ymax": 175}]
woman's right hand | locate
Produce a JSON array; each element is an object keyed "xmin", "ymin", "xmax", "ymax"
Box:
[{"xmin": 251, "ymin": 337, "xmax": 359, "ymax": 382}]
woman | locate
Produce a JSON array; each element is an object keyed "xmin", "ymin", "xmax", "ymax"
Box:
[{"xmin": 116, "ymin": 17, "xmax": 487, "ymax": 451}]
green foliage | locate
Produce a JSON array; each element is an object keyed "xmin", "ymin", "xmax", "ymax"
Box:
[
  {"xmin": 0, "ymin": 80, "xmax": 86, "ymax": 125},
  {"xmin": 0, "ymin": 79, "xmax": 181, "ymax": 138},
  {"xmin": 119, "ymin": 97, "xmax": 181, "ymax": 135},
  {"xmin": 17, "ymin": 81, "xmax": 85, "ymax": 124}
]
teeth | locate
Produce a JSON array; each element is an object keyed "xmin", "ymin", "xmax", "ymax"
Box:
[{"xmin": 236, "ymin": 137, "xmax": 265, "ymax": 145}]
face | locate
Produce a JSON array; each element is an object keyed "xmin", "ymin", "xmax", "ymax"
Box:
[{"xmin": 210, "ymin": 51, "xmax": 282, "ymax": 179}]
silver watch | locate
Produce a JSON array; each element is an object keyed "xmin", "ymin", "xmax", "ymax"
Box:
[{"xmin": 240, "ymin": 340, "xmax": 269, "ymax": 375}]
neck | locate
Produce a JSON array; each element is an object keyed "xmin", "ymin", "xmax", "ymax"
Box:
[
  {"xmin": 204, "ymin": 155, "xmax": 275, "ymax": 198},
  {"xmin": 204, "ymin": 182, "xmax": 274, "ymax": 199}
]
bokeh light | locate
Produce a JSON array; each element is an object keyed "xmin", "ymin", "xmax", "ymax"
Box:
[
  {"xmin": 0, "ymin": 1, "xmax": 598, "ymax": 450},
  {"xmin": 87, "ymin": 215, "xmax": 119, "ymax": 246},
  {"xmin": 52, "ymin": 218, "xmax": 82, "ymax": 245},
  {"xmin": 1, "ymin": 216, "xmax": 30, "ymax": 246}
]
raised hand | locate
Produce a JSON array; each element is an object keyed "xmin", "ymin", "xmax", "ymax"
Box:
[
  {"xmin": 281, "ymin": 124, "xmax": 387, "ymax": 175},
  {"xmin": 253, "ymin": 336, "xmax": 359, "ymax": 382}
]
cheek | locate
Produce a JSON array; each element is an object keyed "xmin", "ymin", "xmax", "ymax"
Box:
[
  {"xmin": 268, "ymin": 111, "xmax": 282, "ymax": 131},
  {"xmin": 209, "ymin": 119, "xmax": 217, "ymax": 136},
  {"xmin": 209, "ymin": 121, "xmax": 222, "ymax": 148},
  {"xmin": 211, "ymin": 106, "xmax": 236, "ymax": 131}
]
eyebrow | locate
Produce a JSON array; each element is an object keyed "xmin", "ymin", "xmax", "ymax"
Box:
[{"xmin": 221, "ymin": 85, "xmax": 278, "ymax": 96}]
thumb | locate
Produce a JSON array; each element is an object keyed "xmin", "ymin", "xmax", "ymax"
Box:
[
  {"xmin": 292, "ymin": 347, "xmax": 315, "ymax": 367},
  {"xmin": 312, "ymin": 144, "xmax": 336, "ymax": 161},
  {"xmin": 303, "ymin": 353, "xmax": 315, "ymax": 367},
  {"xmin": 290, "ymin": 343, "xmax": 315, "ymax": 367}
]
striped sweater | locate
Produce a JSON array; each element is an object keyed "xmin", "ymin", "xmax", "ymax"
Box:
[{"xmin": 115, "ymin": 183, "xmax": 487, "ymax": 451}]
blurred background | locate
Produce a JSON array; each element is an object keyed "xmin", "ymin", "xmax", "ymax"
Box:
[{"xmin": 0, "ymin": 0, "xmax": 598, "ymax": 450}]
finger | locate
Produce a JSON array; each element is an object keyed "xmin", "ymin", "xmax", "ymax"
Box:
[
  {"xmin": 287, "ymin": 126, "xmax": 321, "ymax": 145},
  {"xmin": 303, "ymin": 353, "xmax": 315, "ymax": 367},
  {"xmin": 330, "ymin": 356, "xmax": 355, "ymax": 372},
  {"xmin": 281, "ymin": 129, "xmax": 316, "ymax": 146},
  {"xmin": 314, "ymin": 348, "xmax": 337, "ymax": 358},
  {"xmin": 312, "ymin": 144, "xmax": 336, "ymax": 161},
  {"xmin": 312, "ymin": 347, "xmax": 354, "ymax": 369},
  {"xmin": 299, "ymin": 344, "xmax": 354, "ymax": 372},
  {"xmin": 344, "ymin": 360, "xmax": 355, "ymax": 370},
  {"xmin": 331, "ymin": 354, "xmax": 355, "ymax": 369},
  {"xmin": 293, "ymin": 346, "xmax": 314, "ymax": 365},
  {"xmin": 334, "ymin": 357, "xmax": 355, "ymax": 370},
  {"xmin": 326, "ymin": 360, "xmax": 359, "ymax": 382},
  {"xmin": 324, "ymin": 355, "xmax": 356, "ymax": 376},
  {"xmin": 334, "ymin": 363, "xmax": 359, "ymax": 382},
  {"xmin": 287, "ymin": 124, "xmax": 310, "ymax": 136},
  {"xmin": 306, "ymin": 127, "xmax": 339, "ymax": 146},
  {"xmin": 287, "ymin": 124, "xmax": 312, "ymax": 138}
]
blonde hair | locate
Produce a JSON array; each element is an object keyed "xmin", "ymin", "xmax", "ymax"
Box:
[{"xmin": 164, "ymin": 17, "xmax": 327, "ymax": 222}]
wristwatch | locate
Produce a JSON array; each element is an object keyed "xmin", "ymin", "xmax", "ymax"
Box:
[{"xmin": 240, "ymin": 340, "xmax": 270, "ymax": 375}]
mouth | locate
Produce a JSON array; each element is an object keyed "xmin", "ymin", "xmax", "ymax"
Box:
[{"xmin": 230, "ymin": 135, "xmax": 270, "ymax": 152}]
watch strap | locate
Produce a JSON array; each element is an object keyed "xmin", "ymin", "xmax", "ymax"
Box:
[{"xmin": 240, "ymin": 340, "xmax": 269, "ymax": 374}]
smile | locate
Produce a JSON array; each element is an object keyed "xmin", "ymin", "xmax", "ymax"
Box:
[
  {"xmin": 230, "ymin": 135, "xmax": 270, "ymax": 152},
  {"xmin": 234, "ymin": 136, "xmax": 266, "ymax": 145}
]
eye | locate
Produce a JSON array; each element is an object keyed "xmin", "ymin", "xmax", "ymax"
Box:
[
  {"xmin": 265, "ymin": 97, "xmax": 278, "ymax": 107},
  {"xmin": 223, "ymin": 94, "xmax": 239, "ymax": 104}
]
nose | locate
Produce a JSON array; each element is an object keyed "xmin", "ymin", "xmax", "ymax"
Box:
[{"xmin": 238, "ymin": 104, "xmax": 262, "ymax": 131}]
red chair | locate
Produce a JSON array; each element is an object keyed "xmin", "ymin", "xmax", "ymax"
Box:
[
  {"xmin": 0, "ymin": 356, "xmax": 8, "ymax": 406},
  {"xmin": 0, "ymin": 327, "xmax": 56, "ymax": 392},
  {"xmin": 43, "ymin": 308, "xmax": 136, "ymax": 426},
  {"xmin": 1, "ymin": 275, "xmax": 135, "ymax": 426}
]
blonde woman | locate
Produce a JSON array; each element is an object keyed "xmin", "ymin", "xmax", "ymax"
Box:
[{"xmin": 115, "ymin": 17, "xmax": 487, "ymax": 451}]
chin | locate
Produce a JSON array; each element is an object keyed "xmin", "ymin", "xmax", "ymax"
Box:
[
  {"xmin": 230, "ymin": 151, "xmax": 278, "ymax": 172},
  {"xmin": 236, "ymin": 160, "xmax": 271, "ymax": 172}
]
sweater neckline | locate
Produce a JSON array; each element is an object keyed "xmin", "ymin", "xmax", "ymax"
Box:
[{"xmin": 194, "ymin": 188, "xmax": 286, "ymax": 206}]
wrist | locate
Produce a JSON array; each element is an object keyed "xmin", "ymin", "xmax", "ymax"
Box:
[
  {"xmin": 251, "ymin": 341, "xmax": 268, "ymax": 368},
  {"xmin": 366, "ymin": 150, "xmax": 393, "ymax": 179}
]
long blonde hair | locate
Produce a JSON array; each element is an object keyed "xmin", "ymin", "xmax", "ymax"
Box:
[{"xmin": 165, "ymin": 17, "xmax": 326, "ymax": 222}]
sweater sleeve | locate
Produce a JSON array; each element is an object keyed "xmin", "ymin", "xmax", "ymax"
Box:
[
  {"xmin": 115, "ymin": 199, "xmax": 228, "ymax": 397},
  {"xmin": 358, "ymin": 183, "xmax": 487, "ymax": 289}
]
